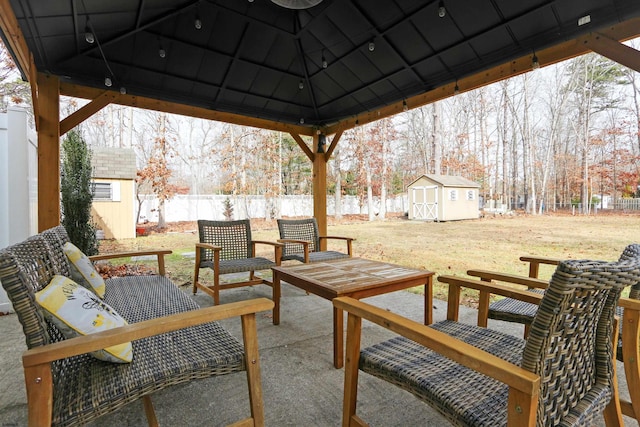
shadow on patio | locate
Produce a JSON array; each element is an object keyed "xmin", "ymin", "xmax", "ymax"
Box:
[{"xmin": 0, "ymin": 284, "xmax": 635, "ymax": 426}]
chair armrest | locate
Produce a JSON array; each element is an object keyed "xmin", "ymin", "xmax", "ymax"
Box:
[
  {"xmin": 90, "ymin": 250, "xmax": 172, "ymax": 276},
  {"xmin": 618, "ymin": 297, "xmax": 640, "ymax": 311},
  {"xmin": 334, "ymin": 296, "xmax": 540, "ymax": 425},
  {"xmin": 251, "ymin": 241, "xmax": 284, "ymax": 265},
  {"xmin": 252, "ymin": 240, "xmax": 284, "ymax": 248},
  {"xmin": 438, "ymin": 275, "xmax": 543, "ymax": 324},
  {"xmin": 519, "ymin": 256, "xmax": 560, "ymax": 278},
  {"xmin": 320, "ymin": 236, "xmax": 354, "ymax": 242},
  {"xmin": 467, "ymin": 269, "xmax": 548, "ymax": 289},
  {"xmin": 195, "ymin": 243, "xmax": 222, "ymax": 251},
  {"xmin": 277, "ymin": 238, "xmax": 310, "ymax": 245},
  {"xmin": 22, "ymin": 298, "xmax": 274, "ymax": 367},
  {"xmin": 277, "ymin": 239, "xmax": 311, "ymax": 262},
  {"xmin": 319, "ymin": 236, "xmax": 354, "ymax": 256}
]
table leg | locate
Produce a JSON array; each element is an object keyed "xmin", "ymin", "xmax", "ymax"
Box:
[
  {"xmin": 333, "ymin": 305, "xmax": 344, "ymax": 369},
  {"xmin": 425, "ymin": 275, "xmax": 433, "ymax": 325},
  {"xmin": 273, "ymin": 272, "xmax": 280, "ymax": 325}
]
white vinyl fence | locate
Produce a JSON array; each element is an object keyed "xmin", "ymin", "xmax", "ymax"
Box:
[{"xmin": 138, "ymin": 194, "xmax": 408, "ymax": 223}]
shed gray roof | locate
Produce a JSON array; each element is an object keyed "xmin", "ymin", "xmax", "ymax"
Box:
[
  {"xmin": 91, "ymin": 147, "xmax": 136, "ymax": 180},
  {"xmin": 410, "ymin": 174, "xmax": 480, "ymax": 188}
]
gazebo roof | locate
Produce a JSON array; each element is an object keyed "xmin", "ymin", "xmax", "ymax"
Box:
[{"xmin": 3, "ymin": 0, "xmax": 640, "ymax": 135}]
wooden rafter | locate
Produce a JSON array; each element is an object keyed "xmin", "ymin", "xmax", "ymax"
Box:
[
  {"xmin": 290, "ymin": 132, "xmax": 314, "ymax": 161},
  {"xmin": 60, "ymin": 91, "xmax": 114, "ymax": 136},
  {"xmin": 324, "ymin": 130, "xmax": 342, "ymax": 161},
  {"xmin": 585, "ymin": 33, "xmax": 640, "ymax": 73},
  {"xmin": 0, "ymin": 0, "xmax": 31, "ymax": 78}
]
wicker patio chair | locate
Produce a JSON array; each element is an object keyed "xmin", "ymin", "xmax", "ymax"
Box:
[
  {"xmin": 336, "ymin": 257, "xmax": 640, "ymax": 427},
  {"xmin": 276, "ymin": 218, "xmax": 354, "ymax": 263},
  {"xmin": 464, "ymin": 245, "xmax": 640, "ymax": 421},
  {"xmin": 0, "ymin": 225, "xmax": 273, "ymax": 426},
  {"xmin": 193, "ymin": 219, "xmax": 282, "ymax": 323},
  {"xmin": 466, "ymin": 256, "xmax": 559, "ymax": 337}
]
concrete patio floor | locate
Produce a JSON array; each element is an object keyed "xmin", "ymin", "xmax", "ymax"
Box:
[{"xmin": 0, "ymin": 282, "xmax": 637, "ymax": 426}]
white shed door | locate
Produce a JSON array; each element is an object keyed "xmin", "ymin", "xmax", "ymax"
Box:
[{"xmin": 412, "ymin": 186, "xmax": 438, "ymax": 220}]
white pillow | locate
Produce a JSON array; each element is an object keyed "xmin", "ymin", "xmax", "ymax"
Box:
[
  {"xmin": 63, "ymin": 242, "xmax": 106, "ymax": 298},
  {"xmin": 36, "ymin": 275, "xmax": 133, "ymax": 363}
]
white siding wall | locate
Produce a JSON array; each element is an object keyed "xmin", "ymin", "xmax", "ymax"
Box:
[{"xmin": 0, "ymin": 107, "xmax": 37, "ymax": 313}]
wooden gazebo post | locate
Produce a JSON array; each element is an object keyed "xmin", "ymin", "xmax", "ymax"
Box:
[
  {"xmin": 37, "ymin": 73, "xmax": 60, "ymax": 232},
  {"xmin": 312, "ymin": 133, "xmax": 327, "ymax": 248}
]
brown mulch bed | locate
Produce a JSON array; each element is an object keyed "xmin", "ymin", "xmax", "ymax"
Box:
[{"xmin": 95, "ymin": 263, "xmax": 157, "ymax": 279}]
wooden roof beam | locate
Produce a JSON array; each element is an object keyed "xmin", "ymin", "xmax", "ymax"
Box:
[
  {"xmin": 60, "ymin": 91, "xmax": 114, "ymax": 136},
  {"xmin": 60, "ymin": 82, "xmax": 315, "ymax": 136}
]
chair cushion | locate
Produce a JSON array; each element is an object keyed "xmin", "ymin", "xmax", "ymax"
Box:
[
  {"xmin": 360, "ymin": 320, "xmax": 525, "ymax": 426},
  {"xmin": 283, "ymin": 250, "xmax": 349, "ymax": 263},
  {"xmin": 487, "ymin": 288, "xmax": 544, "ymax": 324},
  {"xmin": 201, "ymin": 256, "xmax": 276, "ymax": 275},
  {"xmin": 63, "ymin": 242, "xmax": 106, "ymax": 297},
  {"xmin": 35, "ymin": 275, "xmax": 133, "ymax": 363}
]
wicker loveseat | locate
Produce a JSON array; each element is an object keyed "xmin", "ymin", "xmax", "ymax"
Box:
[{"xmin": 0, "ymin": 226, "xmax": 273, "ymax": 426}]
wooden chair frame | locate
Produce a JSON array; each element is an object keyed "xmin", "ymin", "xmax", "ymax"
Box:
[{"xmin": 193, "ymin": 219, "xmax": 283, "ymax": 324}]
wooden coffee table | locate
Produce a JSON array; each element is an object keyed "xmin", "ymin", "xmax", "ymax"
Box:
[{"xmin": 272, "ymin": 258, "xmax": 434, "ymax": 368}]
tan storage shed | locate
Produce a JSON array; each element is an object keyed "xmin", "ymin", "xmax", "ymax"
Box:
[
  {"xmin": 91, "ymin": 148, "xmax": 137, "ymax": 239},
  {"xmin": 407, "ymin": 175, "xmax": 480, "ymax": 221}
]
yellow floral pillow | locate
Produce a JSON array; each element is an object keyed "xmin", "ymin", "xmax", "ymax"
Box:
[
  {"xmin": 36, "ymin": 275, "xmax": 133, "ymax": 363},
  {"xmin": 63, "ymin": 242, "xmax": 106, "ymax": 298}
]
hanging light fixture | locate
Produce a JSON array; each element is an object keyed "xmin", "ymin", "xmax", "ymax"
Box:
[
  {"xmin": 321, "ymin": 51, "xmax": 328, "ymax": 69},
  {"xmin": 194, "ymin": 15, "xmax": 202, "ymax": 30},
  {"xmin": 270, "ymin": 0, "xmax": 323, "ymax": 9},
  {"xmin": 84, "ymin": 18, "xmax": 95, "ymax": 44},
  {"xmin": 158, "ymin": 38, "xmax": 166, "ymax": 58},
  {"xmin": 532, "ymin": 51, "xmax": 540, "ymax": 70},
  {"xmin": 298, "ymin": 80, "xmax": 304, "ymax": 90},
  {"xmin": 85, "ymin": 27, "xmax": 95, "ymax": 44},
  {"xmin": 454, "ymin": 81, "xmax": 460, "ymax": 95},
  {"xmin": 104, "ymin": 77, "xmax": 112, "ymax": 87},
  {"xmin": 368, "ymin": 39, "xmax": 375, "ymax": 52},
  {"xmin": 438, "ymin": 1, "xmax": 446, "ymax": 18},
  {"xmin": 403, "ymin": 100, "xmax": 408, "ymax": 112}
]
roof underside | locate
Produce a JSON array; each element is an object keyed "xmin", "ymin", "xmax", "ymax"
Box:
[{"xmin": 8, "ymin": 0, "xmax": 640, "ymax": 129}]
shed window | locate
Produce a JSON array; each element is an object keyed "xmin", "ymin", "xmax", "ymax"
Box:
[
  {"xmin": 93, "ymin": 181, "xmax": 121, "ymax": 201},
  {"xmin": 466, "ymin": 190, "xmax": 475, "ymax": 200},
  {"xmin": 449, "ymin": 189, "xmax": 458, "ymax": 201}
]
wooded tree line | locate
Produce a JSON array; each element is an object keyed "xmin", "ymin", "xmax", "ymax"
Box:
[{"xmin": 2, "ymin": 40, "xmax": 640, "ymax": 219}]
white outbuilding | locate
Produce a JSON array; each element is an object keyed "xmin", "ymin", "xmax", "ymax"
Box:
[{"xmin": 407, "ymin": 174, "xmax": 480, "ymax": 221}]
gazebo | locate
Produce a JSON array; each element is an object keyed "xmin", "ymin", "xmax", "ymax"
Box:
[{"xmin": 1, "ymin": 0, "xmax": 640, "ymax": 240}]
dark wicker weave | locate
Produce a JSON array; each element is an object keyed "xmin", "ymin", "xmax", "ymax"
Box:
[
  {"xmin": 487, "ymin": 244, "xmax": 640, "ymax": 362},
  {"xmin": 0, "ymin": 226, "xmax": 258, "ymax": 427},
  {"xmin": 196, "ymin": 219, "xmax": 276, "ymax": 274},
  {"xmin": 277, "ymin": 218, "xmax": 350, "ymax": 263},
  {"xmin": 358, "ymin": 258, "xmax": 640, "ymax": 426}
]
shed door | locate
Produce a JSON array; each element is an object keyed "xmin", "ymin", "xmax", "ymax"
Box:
[{"xmin": 411, "ymin": 186, "xmax": 438, "ymax": 221}]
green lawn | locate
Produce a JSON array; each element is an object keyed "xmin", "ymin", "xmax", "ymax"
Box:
[{"xmin": 98, "ymin": 213, "xmax": 640, "ymax": 305}]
